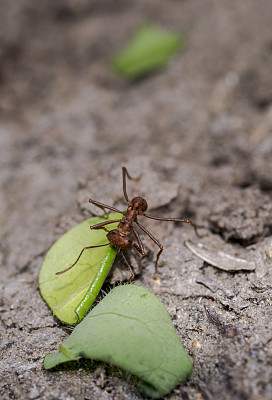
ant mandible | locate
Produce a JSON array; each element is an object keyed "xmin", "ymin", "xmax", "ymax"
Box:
[{"xmin": 56, "ymin": 167, "xmax": 202, "ymax": 280}]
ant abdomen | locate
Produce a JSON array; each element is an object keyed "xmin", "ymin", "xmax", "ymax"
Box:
[{"xmin": 107, "ymin": 229, "xmax": 132, "ymax": 249}]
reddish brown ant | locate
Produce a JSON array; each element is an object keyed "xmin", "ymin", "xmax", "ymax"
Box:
[{"xmin": 56, "ymin": 167, "xmax": 202, "ymax": 280}]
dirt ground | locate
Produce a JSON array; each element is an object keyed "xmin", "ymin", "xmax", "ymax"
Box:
[{"xmin": 1, "ymin": 1, "xmax": 272, "ymax": 399}]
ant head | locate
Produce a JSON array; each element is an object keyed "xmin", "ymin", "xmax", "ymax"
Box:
[{"xmin": 131, "ymin": 196, "xmax": 148, "ymax": 213}]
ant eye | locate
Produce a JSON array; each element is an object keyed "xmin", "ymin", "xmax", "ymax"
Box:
[{"xmin": 139, "ymin": 198, "xmax": 148, "ymax": 212}]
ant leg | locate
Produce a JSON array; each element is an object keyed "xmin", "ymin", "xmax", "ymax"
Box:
[
  {"xmin": 122, "ymin": 166, "xmax": 141, "ymax": 203},
  {"xmin": 131, "ymin": 227, "xmax": 145, "ymax": 255},
  {"xmin": 132, "ymin": 243, "xmax": 142, "ymax": 253},
  {"xmin": 56, "ymin": 243, "xmax": 110, "ymax": 275},
  {"xmin": 90, "ymin": 219, "xmax": 123, "ymax": 230},
  {"xmin": 142, "ymin": 213, "xmax": 204, "ymax": 238},
  {"xmin": 135, "ymin": 221, "xmax": 163, "ymax": 280},
  {"xmin": 89, "ymin": 199, "xmax": 124, "ymax": 216},
  {"xmin": 98, "ymin": 226, "xmax": 111, "ymax": 233},
  {"xmin": 119, "ymin": 251, "xmax": 134, "ymax": 282}
]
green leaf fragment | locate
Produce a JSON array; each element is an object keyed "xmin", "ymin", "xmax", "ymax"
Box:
[
  {"xmin": 39, "ymin": 213, "xmax": 123, "ymax": 324},
  {"xmin": 112, "ymin": 24, "xmax": 184, "ymax": 79},
  {"xmin": 44, "ymin": 284, "xmax": 193, "ymax": 398}
]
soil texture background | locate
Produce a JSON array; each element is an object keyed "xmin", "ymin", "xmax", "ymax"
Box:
[{"xmin": 1, "ymin": 1, "xmax": 272, "ymax": 399}]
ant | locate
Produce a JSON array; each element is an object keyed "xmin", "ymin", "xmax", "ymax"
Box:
[{"xmin": 56, "ymin": 167, "xmax": 202, "ymax": 280}]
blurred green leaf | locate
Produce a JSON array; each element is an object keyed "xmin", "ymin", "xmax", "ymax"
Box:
[
  {"xmin": 39, "ymin": 213, "xmax": 122, "ymax": 324},
  {"xmin": 44, "ymin": 284, "xmax": 193, "ymax": 398},
  {"xmin": 112, "ymin": 24, "xmax": 184, "ymax": 79}
]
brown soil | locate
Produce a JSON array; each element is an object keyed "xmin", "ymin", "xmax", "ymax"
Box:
[{"xmin": 1, "ymin": 1, "xmax": 272, "ymax": 399}]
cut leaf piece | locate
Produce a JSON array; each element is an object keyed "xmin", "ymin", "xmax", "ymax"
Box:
[
  {"xmin": 112, "ymin": 24, "xmax": 184, "ymax": 79},
  {"xmin": 39, "ymin": 213, "xmax": 123, "ymax": 324},
  {"xmin": 44, "ymin": 284, "xmax": 193, "ymax": 398}
]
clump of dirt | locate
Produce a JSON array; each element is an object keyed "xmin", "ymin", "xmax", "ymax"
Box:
[{"xmin": 206, "ymin": 187, "xmax": 272, "ymax": 244}]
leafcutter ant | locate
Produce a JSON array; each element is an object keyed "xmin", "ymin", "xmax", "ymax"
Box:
[{"xmin": 56, "ymin": 167, "xmax": 202, "ymax": 280}]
